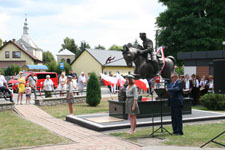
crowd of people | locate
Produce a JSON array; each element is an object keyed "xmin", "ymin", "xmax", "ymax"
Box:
[
  {"xmin": 181, "ymin": 74, "xmax": 214, "ymax": 105},
  {"xmin": 0, "ymin": 70, "xmax": 91, "ymax": 105}
]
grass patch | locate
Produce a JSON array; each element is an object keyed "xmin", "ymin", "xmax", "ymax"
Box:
[
  {"xmin": 0, "ymin": 111, "xmax": 70, "ymax": 149},
  {"xmin": 40, "ymin": 100, "xmax": 109, "ymax": 119},
  {"xmin": 111, "ymin": 122, "xmax": 225, "ymax": 148},
  {"xmin": 193, "ymin": 105, "xmax": 225, "ymax": 113},
  {"xmin": 192, "ymin": 105, "xmax": 209, "ymax": 111}
]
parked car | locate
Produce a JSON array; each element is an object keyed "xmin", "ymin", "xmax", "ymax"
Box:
[{"xmin": 8, "ymin": 72, "xmax": 58, "ymax": 93}]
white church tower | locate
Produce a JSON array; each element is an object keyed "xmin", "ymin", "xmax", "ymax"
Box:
[{"xmin": 16, "ymin": 16, "xmax": 43, "ymax": 62}]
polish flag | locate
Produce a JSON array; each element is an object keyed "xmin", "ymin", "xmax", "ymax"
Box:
[
  {"xmin": 135, "ymin": 79, "xmax": 149, "ymax": 91},
  {"xmin": 156, "ymin": 46, "xmax": 166, "ymax": 73},
  {"xmin": 100, "ymin": 73, "xmax": 117, "ymax": 86},
  {"xmin": 116, "ymin": 74, "xmax": 126, "ymax": 88}
]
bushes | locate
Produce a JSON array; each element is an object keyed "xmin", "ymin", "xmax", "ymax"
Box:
[
  {"xmin": 86, "ymin": 72, "xmax": 101, "ymax": 106},
  {"xmin": 4, "ymin": 65, "xmax": 21, "ymax": 76},
  {"xmin": 200, "ymin": 93, "xmax": 225, "ymax": 110}
]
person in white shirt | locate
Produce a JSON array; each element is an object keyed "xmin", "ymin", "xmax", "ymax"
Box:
[
  {"xmin": 78, "ymin": 72, "xmax": 86, "ymax": 95},
  {"xmin": 72, "ymin": 75, "xmax": 78, "ymax": 96},
  {"xmin": 191, "ymin": 74, "xmax": 200, "ymax": 105},
  {"xmin": 58, "ymin": 72, "xmax": 67, "ymax": 96},
  {"xmin": 183, "ymin": 74, "xmax": 192, "ymax": 97},
  {"xmin": 206, "ymin": 75, "xmax": 214, "ymax": 93},
  {"xmin": 25, "ymin": 83, "xmax": 32, "ymax": 104},
  {"xmin": 0, "ymin": 70, "xmax": 13, "ymax": 102},
  {"xmin": 44, "ymin": 75, "xmax": 54, "ymax": 98},
  {"xmin": 199, "ymin": 75, "xmax": 208, "ymax": 95}
]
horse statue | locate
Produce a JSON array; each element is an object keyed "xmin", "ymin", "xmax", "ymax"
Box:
[{"xmin": 122, "ymin": 44, "xmax": 176, "ymax": 80}]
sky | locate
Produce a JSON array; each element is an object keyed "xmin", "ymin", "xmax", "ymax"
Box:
[{"xmin": 0, "ymin": 0, "xmax": 166, "ymax": 57}]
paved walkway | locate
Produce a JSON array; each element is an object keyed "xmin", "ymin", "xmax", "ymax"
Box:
[
  {"xmin": 14, "ymin": 105, "xmax": 141, "ymax": 150},
  {"xmin": 14, "ymin": 105, "xmax": 224, "ymax": 150}
]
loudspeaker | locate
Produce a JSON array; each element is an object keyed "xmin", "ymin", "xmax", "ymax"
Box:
[{"xmin": 214, "ymin": 59, "xmax": 225, "ymax": 94}]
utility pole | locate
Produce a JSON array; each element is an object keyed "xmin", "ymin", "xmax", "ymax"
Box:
[{"xmin": 155, "ymin": 30, "xmax": 159, "ymax": 51}]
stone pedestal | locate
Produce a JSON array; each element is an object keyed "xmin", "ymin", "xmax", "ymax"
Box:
[
  {"xmin": 0, "ymin": 101, "xmax": 15, "ymax": 111},
  {"xmin": 109, "ymin": 97, "xmax": 192, "ymax": 119}
]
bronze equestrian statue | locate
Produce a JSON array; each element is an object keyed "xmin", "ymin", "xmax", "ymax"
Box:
[{"xmin": 122, "ymin": 33, "xmax": 176, "ymax": 80}]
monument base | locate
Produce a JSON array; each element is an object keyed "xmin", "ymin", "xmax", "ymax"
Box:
[{"xmin": 109, "ymin": 97, "xmax": 192, "ymax": 119}]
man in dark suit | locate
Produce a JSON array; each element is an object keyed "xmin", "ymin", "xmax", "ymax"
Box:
[{"xmin": 167, "ymin": 72, "xmax": 184, "ymax": 135}]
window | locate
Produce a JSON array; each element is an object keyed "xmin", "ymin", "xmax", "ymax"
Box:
[
  {"xmin": 37, "ymin": 73, "xmax": 56, "ymax": 79},
  {"xmin": 67, "ymin": 58, "xmax": 71, "ymax": 64},
  {"xmin": 12, "ymin": 51, "xmax": 21, "ymax": 58},
  {"xmin": 5, "ymin": 51, "xmax": 9, "ymax": 58}
]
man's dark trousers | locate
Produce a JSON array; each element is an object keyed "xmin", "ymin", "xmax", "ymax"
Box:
[
  {"xmin": 0, "ymin": 86, "xmax": 13, "ymax": 101},
  {"xmin": 171, "ymin": 106, "xmax": 183, "ymax": 134}
]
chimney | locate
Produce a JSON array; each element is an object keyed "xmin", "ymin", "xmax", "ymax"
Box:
[
  {"xmin": 3, "ymin": 40, "xmax": 7, "ymax": 45},
  {"xmin": 12, "ymin": 39, "xmax": 16, "ymax": 42}
]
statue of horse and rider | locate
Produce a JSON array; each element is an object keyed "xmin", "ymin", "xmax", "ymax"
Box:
[{"xmin": 122, "ymin": 33, "xmax": 176, "ymax": 80}]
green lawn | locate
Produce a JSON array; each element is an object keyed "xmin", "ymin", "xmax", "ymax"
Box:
[
  {"xmin": 0, "ymin": 111, "xmax": 71, "ymax": 149},
  {"xmin": 192, "ymin": 105, "xmax": 225, "ymax": 113},
  {"xmin": 40, "ymin": 100, "xmax": 109, "ymax": 119},
  {"xmin": 111, "ymin": 122, "xmax": 225, "ymax": 148}
]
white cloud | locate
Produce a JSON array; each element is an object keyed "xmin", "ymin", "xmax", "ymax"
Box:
[{"xmin": 0, "ymin": 0, "xmax": 166, "ymax": 57}]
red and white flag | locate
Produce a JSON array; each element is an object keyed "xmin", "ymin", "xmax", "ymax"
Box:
[
  {"xmin": 116, "ymin": 74, "xmax": 126, "ymax": 88},
  {"xmin": 135, "ymin": 79, "xmax": 149, "ymax": 91},
  {"xmin": 156, "ymin": 46, "xmax": 166, "ymax": 73},
  {"xmin": 100, "ymin": 73, "xmax": 117, "ymax": 86}
]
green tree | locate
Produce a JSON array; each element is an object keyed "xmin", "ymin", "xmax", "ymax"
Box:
[
  {"xmin": 79, "ymin": 41, "xmax": 91, "ymax": 51},
  {"xmin": 86, "ymin": 72, "xmax": 101, "ymax": 106},
  {"xmin": 4, "ymin": 65, "xmax": 21, "ymax": 76},
  {"xmin": 109, "ymin": 44, "xmax": 123, "ymax": 51},
  {"xmin": 47, "ymin": 60, "xmax": 58, "ymax": 73},
  {"xmin": 156, "ymin": 0, "xmax": 225, "ymax": 63},
  {"xmin": 56, "ymin": 60, "xmax": 71, "ymax": 75},
  {"xmin": 43, "ymin": 51, "xmax": 56, "ymax": 65},
  {"xmin": 60, "ymin": 37, "xmax": 80, "ymax": 57},
  {"xmin": 94, "ymin": 44, "xmax": 105, "ymax": 50},
  {"xmin": 0, "ymin": 38, "xmax": 2, "ymax": 47}
]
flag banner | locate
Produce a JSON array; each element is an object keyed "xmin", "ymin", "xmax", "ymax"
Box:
[
  {"xmin": 116, "ymin": 74, "xmax": 126, "ymax": 87},
  {"xmin": 134, "ymin": 79, "xmax": 149, "ymax": 91},
  {"xmin": 156, "ymin": 46, "xmax": 166, "ymax": 73},
  {"xmin": 100, "ymin": 73, "xmax": 117, "ymax": 86}
]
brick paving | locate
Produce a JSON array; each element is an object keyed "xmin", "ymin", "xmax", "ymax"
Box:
[
  {"xmin": 14, "ymin": 105, "xmax": 141, "ymax": 150},
  {"xmin": 13, "ymin": 105, "xmax": 225, "ymax": 150}
]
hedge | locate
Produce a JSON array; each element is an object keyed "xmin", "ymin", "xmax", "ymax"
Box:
[{"xmin": 200, "ymin": 93, "xmax": 225, "ymax": 110}]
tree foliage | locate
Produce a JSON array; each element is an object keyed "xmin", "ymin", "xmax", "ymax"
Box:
[
  {"xmin": 4, "ymin": 65, "xmax": 21, "ymax": 76},
  {"xmin": 80, "ymin": 41, "xmax": 91, "ymax": 51},
  {"xmin": 60, "ymin": 37, "xmax": 80, "ymax": 56},
  {"xmin": 94, "ymin": 44, "xmax": 105, "ymax": 50},
  {"xmin": 156, "ymin": 0, "xmax": 225, "ymax": 62},
  {"xmin": 43, "ymin": 51, "xmax": 56, "ymax": 65},
  {"xmin": 56, "ymin": 60, "xmax": 71, "ymax": 75},
  {"xmin": 86, "ymin": 72, "xmax": 101, "ymax": 106},
  {"xmin": 0, "ymin": 38, "xmax": 2, "ymax": 47},
  {"xmin": 109, "ymin": 44, "xmax": 123, "ymax": 51}
]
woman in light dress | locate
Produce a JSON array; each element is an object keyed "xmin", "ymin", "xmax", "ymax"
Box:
[
  {"xmin": 66, "ymin": 76, "xmax": 74, "ymax": 115},
  {"xmin": 125, "ymin": 74, "xmax": 140, "ymax": 134},
  {"xmin": 17, "ymin": 71, "xmax": 25, "ymax": 105},
  {"xmin": 58, "ymin": 72, "xmax": 67, "ymax": 96}
]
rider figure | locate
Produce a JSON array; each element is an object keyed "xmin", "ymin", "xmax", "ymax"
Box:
[
  {"xmin": 139, "ymin": 32, "xmax": 160, "ymax": 75},
  {"xmin": 0, "ymin": 70, "xmax": 13, "ymax": 102}
]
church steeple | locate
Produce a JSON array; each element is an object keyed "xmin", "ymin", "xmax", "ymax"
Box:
[{"xmin": 23, "ymin": 15, "xmax": 29, "ymax": 35}]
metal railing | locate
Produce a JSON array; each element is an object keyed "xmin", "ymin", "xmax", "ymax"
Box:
[{"xmin": 35, "ymin": 87, "xmax": 87, "ymax": 98}]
